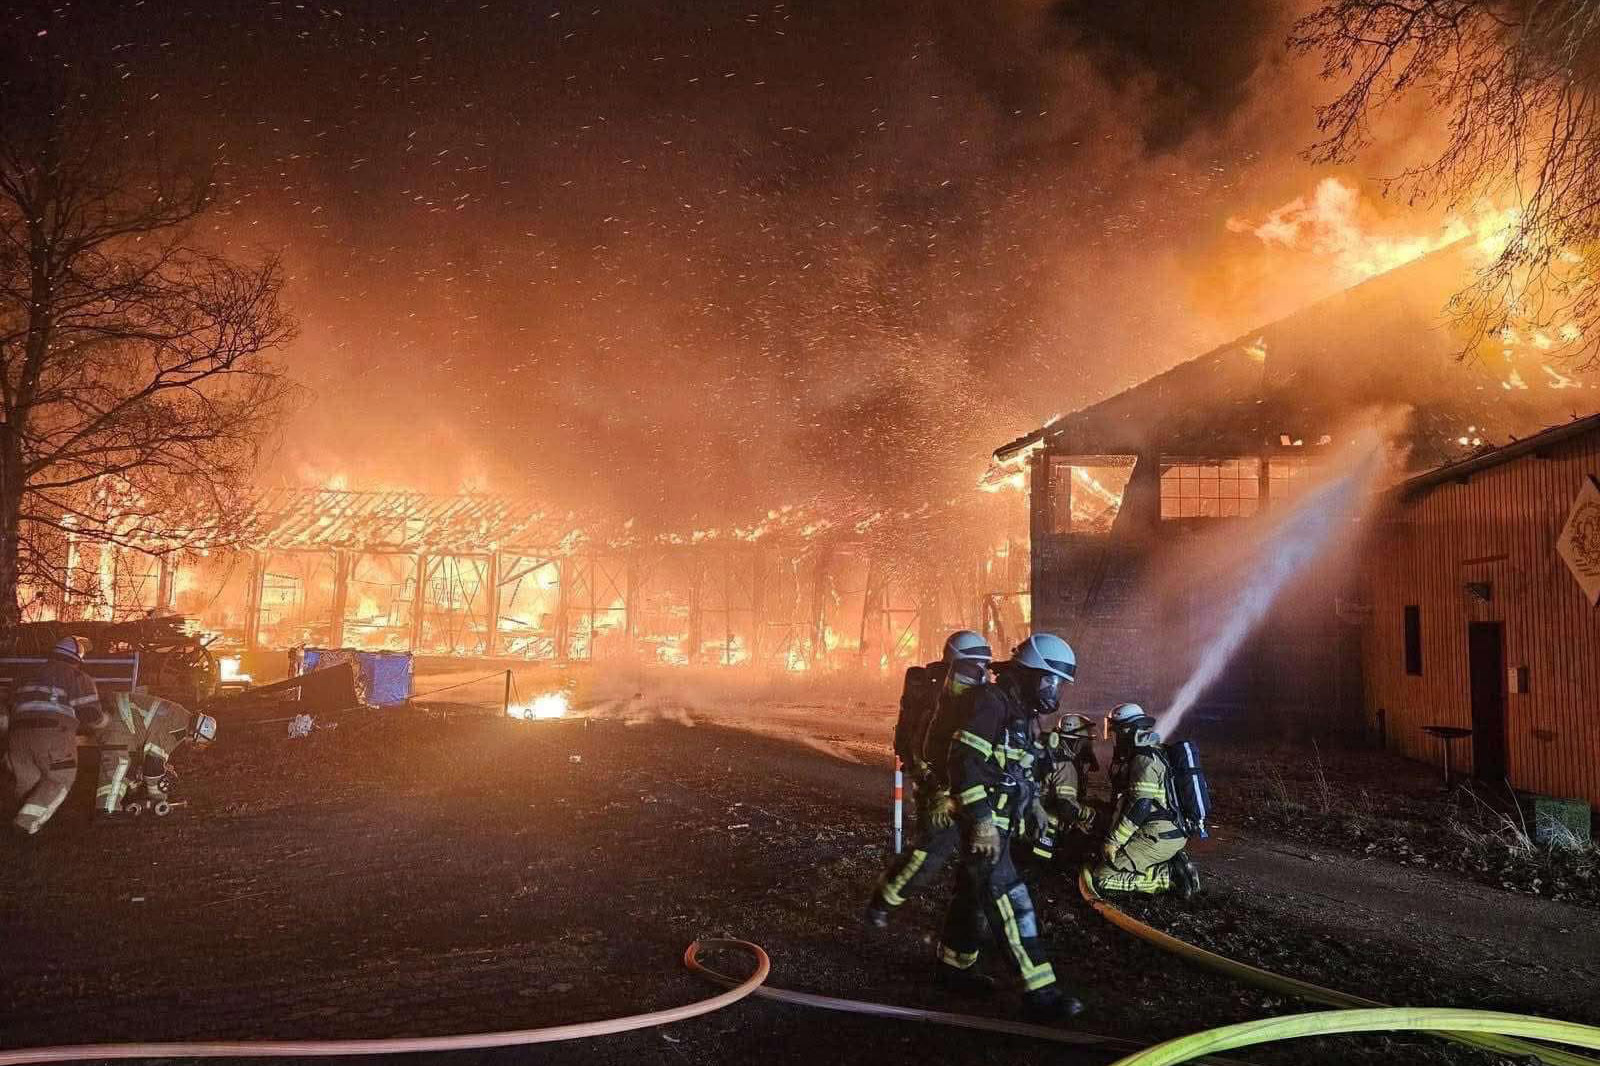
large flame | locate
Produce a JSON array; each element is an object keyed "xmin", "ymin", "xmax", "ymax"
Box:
[{"xmin": 1232, "ymin": 177, "xmax": 1517, "ymax": 283}]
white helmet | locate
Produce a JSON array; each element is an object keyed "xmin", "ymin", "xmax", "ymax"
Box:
[
  {"xmin": 1011, "ymin": 633, "xmax": 1076, "ymax": 683},
  {"xmin": 941, "ymin": 630, "xmax": 992, "ymax": 665},
  {"xmin": 190, "ymin": 713, "xmax": 218, "ymax": 747},
  {"xmin": 1109, "ymin": 703, "xmax": 1154, "ymax": 731},
  {"xmin": 1056, "ymin": 713, "xmax": 1094, "ymax": 739}
]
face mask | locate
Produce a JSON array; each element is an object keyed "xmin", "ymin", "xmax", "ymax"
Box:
[
  {"xmin": 1032, "ymin": 673, "xmax": 1061, "ymax": 716},
  {"xmin": 949, "ymin": 659, "xmax": 988, "ymax": 691}
]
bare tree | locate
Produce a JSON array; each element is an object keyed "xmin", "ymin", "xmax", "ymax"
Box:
[
  {"xmin": 1294, "ymin": 0, "xmax": 1600, "ymax": 363},
  {"xmin": 0, "ymin": 58, "xmax": 296, "ymax": 628}
]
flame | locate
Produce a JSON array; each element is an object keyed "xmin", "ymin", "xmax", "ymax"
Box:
[
  {"xmin": 218, "ymin": 656, "xmax": 253, "ymax": 683},
  {"xmin": 507, "ymin": 691, "xmax": 569, "ymax": 719},
  {"xmin": 1233, "ymin": 177, "xmax": 1518, "ymax": 283}
]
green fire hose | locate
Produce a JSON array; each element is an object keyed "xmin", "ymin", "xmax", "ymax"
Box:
[
  {"xmin": 1107, "ymin": 1008, "xmax": 1600, "ymax": 1066},
  {"xmin": 1078, "ymin": 869, "xmax": 1600, "ymax": 1066}
]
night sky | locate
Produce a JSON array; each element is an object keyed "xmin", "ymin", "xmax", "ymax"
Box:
[{"xmin": 3, "ymin": 1, "xmax": 1429, "ymax": 526}]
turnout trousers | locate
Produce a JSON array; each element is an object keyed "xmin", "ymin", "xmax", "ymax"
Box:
[
  {"xmin": 8, "ymin": 721, "xmax": 78, "ymax": 834},
  {"xmin": 95, "ymin": 717, "xmax": 137, "ymax": 814},
  {"xmin": 937, "ymin": 825, "xmax": 1058, "ymax": 993},
  {"xmin": 875, "ymin": 821, "xmax": 960, "ymax": 909},
  {"xmin": 1093, "ymin": 823, "xmax": 1186, "ymax": 895}
]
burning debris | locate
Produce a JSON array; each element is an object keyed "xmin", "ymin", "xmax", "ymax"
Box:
[{"xmin": 506, "ymin": 691, "xmax": 571, "ymax": 721}]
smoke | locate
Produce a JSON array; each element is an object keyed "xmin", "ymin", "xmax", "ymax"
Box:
[
  {"xmin": 1154, "ymin": 421, "xmax": 1397, "ymax": 737},
  {"xmin": 4, "ymin": 0, "xmax": 1454, "ymax": 533}
]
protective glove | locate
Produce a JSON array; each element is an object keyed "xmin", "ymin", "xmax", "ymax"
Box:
[
  {"xmin": 1028, "ymin": 797, "xmax": 1050, "ymax": 836},
  {"xmin": 969, "ymin": 819, "xmax": 1002, "ymax": 862},
  {"xmin": 925, "ymin": 789, "xmax": 954, "ymax": 831},
  {"xmin": 1101, "ymin": 840, "xmax": 1120, "ymax": 865}
]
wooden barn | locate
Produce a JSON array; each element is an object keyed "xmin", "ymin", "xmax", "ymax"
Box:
[
  {"xmin": 994, "ymin": 245, "xmax": 1598, "ymax": 736},
  {"xmin": 1364, "ymin": 414, "xmax": 1600, "ymax": 810}
]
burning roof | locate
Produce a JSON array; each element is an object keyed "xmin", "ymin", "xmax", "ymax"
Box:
[{"xmin": 995, "ymin": 243, "xmax": 1599, "ymax": 468}]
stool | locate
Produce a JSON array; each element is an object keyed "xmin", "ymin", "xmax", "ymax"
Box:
[{"xmin": 1422, "ymin": 725, "xmax": 1473, "ymax": 788}]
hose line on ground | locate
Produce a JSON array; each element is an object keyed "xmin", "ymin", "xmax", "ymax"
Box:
[
  {"xmin": 1105, "ymin": 1008, "xmax": 1600, "ymax": 1066},
  {"xmin": 683, "ymin": 939, "xmax": 1255, "ymax": 1066},
  {"xmin": 0, "ymin": 940, "xmax": 771, "ymax": 1066},
  {"xmin": 1077, "ymin": 869, "xmax": 1600, "ymax": 1066}
]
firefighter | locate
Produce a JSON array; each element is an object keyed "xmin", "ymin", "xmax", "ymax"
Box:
[
  {"xmin": 1025, "ymin": 713, "xmax": 1100, "ymax": 863},
  {"xmin": 931, "ymin": 633, "xmax": 1083, "ymax": 1021},
  {"xmin": 95, "ymin": 689, "xmax": 216, "ymax": 822},
  {"xmin": 6, "ymin": 636, "xmax": 105, "ymax": 836},
  {"xmin": 1092, "ymin": 704, "xmax": 1200, "ymax": 898},
  {"xmin": 866, "ymin": 631, "xmax": 992, "ymax": 927}
]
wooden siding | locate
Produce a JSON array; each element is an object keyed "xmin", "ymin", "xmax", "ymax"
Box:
[{"xmin": 1363, "ymin": 431, "xmax": 1600, "ymax": 809}]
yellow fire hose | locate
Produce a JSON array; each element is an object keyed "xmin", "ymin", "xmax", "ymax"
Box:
[
  {"xmin": 1107, "ymin": 1008, "xmax": 1600, "ymax": 1066},
  {"xmin": 1078, "ymin": 868, "xmax": 1600, "ymax": 1066}
]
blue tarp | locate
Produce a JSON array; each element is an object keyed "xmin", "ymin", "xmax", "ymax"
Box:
[{"xmin": 297, "ymin": 648, "xmax": 414, "ymax": 706}]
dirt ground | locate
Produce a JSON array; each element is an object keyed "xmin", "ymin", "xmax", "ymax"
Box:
[{"xmin": 2, "ymin": 689, "xmax": 1596, "ymax": 1066}]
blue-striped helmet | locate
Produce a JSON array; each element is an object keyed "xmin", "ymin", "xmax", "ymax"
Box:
[
  {"xmin": 941, "ymin": 630, "xmax": 992, "ymax": 665},
  {"xmin": 1011, "ymin": 633, "xmax": 1076, "ymax": 683},
  {"xmin": 52, "ymin": 636, "xmax": 86, "ymax": 663}
]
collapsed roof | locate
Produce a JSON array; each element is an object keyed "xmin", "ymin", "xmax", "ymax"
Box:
[{"xmin": 995, "ymin": 243, "xmax": 1599, "ymax": 469}]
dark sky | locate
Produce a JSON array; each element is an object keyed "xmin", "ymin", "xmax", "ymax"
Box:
[{"xmin": 5, "ymin": 0, "xmax": 1386, "ymax": 525}]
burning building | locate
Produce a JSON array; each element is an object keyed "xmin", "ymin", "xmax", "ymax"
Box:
[
  {"xmin": 28, "ymin": 487, "xmax": 1029, "ymax": 678},
  {"xmin": 994, "ymin": 244, "xmax": 1599, "ymax": 738}
]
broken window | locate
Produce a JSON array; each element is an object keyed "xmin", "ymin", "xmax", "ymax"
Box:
[
  {"xmin": 1049, "ymin": 455, "xmax": 1136, "ymax": 534},
  {"xmin": 1267, "ymin": 454, "xmax": 1317, "ymax": 505},
  {"xmin": 1159, "ymin": 457, "xmax": 1260, "ymax": 519}
]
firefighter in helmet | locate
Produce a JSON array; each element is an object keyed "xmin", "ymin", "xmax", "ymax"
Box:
[
  {"xmin": 1092, "ymin": 704, "xmax": 1200, "ymax": 898},
  {"xmin": 866, "ymin": 630, "xmax": 992, "ymax": 927},
  {"xmin": 1025, "ymin": 713, "xmax": 1100, "ymax": 863},
  {"xmin": 6, "ymin": 636, "xmax": 105, "ymax": 836},
  {"xmin": 930, "ymin": 633, "xmax": 1084, "ymax": 1021},
  {"xmin": 95, "ymin": 689, "xmax": 216, "ymax": 822}
]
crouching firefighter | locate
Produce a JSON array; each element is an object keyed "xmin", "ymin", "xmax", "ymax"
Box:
[
  {"xmin": 1026, "ymin": 713, "xmax": 1100, "ymax": 863},
  {"xmin": 931, "ymin": 633, "xmax": 1084, "ymax": 1021},
  {"xmin": 6, "ymin": 637, "xmax": 106, "ymax": 836},
  {"xmin": 866, "ymin": 631, "xmax": 992, "ymax": 927},
  {"xmin": 1091, "ymin": 704, "xmax": 1201, "ymax": 899},
  {"xmin": 95, "ymin": 691, "xmax": 217, "ymax": 822}
]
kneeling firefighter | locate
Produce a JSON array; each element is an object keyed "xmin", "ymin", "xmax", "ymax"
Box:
[
  {"xmin": 931, "ymin": 633, "xmax": 1083, "ymax": 1021},
  {"xmin": 866, "ymin": 630, "xmax": 992, "ymax": 927},
  {"xmin": 1026, "ymin": 713, "xmax": 1100, "ymax": 863},
  {"xmin": 95, "ymin": 690, "xmax": 217, "ymax": 822},
  {"xmin": 1092, "ymin": 704, "xmax": 1200, "ymax": 898}
]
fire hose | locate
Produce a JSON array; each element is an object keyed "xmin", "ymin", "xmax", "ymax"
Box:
[
  {"xmin": 0, "ymin": 942, "xmax": 768, "ymax": 1065},
  {"xmin": 1077, "ymin": 868, "xmax": 1600, "ymax": 1066},
  {"xmin": 1, "ymin": 934, "xmax": 1596, "ymax": 1065},
  {"xmin": 1108, "ymin": 1009, "xmax": 1600, "ymax": 1066}
]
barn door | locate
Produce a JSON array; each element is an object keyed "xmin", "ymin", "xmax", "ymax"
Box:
[{"xmin": 1467, "ymin": 622, "xmax": 1508, "ymax": 785}]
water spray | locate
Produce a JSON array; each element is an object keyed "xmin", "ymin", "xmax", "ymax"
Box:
[{"xmin": 1156, "ymin": 432, "xmax": 1389, "ymax": 737}]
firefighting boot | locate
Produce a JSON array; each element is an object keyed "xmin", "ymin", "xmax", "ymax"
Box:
[
  {"xmin": 1021, "ymin": 985, "xmax": 1085, "ymax": 1023},
  {"xmin": 934, "ymin": 964, "xmax": 998, "ymax": 997},
  {"xmin": 863, "ymin": 898, "xmax": 891, "ymax": 929},
  {"xmin": 1172, "ymin": 851, "xmax": 1202, "ymax": 900}
]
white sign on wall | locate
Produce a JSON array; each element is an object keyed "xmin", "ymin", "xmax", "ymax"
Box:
[{"xmin": 1556, "ymin": 475, "xmax": 1600, "ymax": 606}]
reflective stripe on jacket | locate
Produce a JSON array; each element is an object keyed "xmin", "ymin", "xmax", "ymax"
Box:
[{"xmin": 11, "ymin": 660, "xmax": 102, "ymax": 728}]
